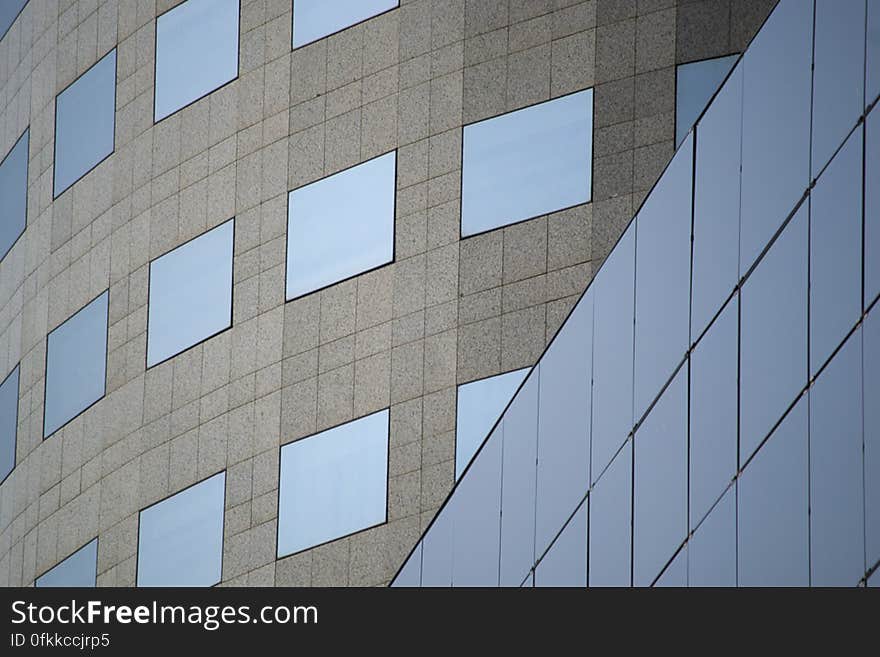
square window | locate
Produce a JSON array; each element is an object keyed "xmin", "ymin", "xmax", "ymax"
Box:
[
  {"xmin": 0, "ymin": 129, "xmax": 28, "ymax": 261},
  {"xmin": 137, "ymin": 472, "xmax": 226, "ymax": 587},
  {"xmin": 54, "ymin": 49, "xmax": 116, "ymax": 197},
  {"xmin": 277, "ymin": 409, "xmax": 389, "ymax": 557},
  {"xmin": 35, "ymin": 539, "xmax": 98, "ymax": 587},
  {"xmin": 147, "ymin": 219, "xmax": 234, "ymax": 367},
  {"xmin": 461, "ymin": 90, "xmax": 593, "ymax": 237},
  {"xmin": 675, "ymin": 54, "xmax": 738, "ymax": 147},
  {"xmin": 0, "ymin": 365, "xmax": 19, "ymax": 483},
  {"xmin": 44, "ymin": 292, "xmax": 108, "ymax": 438},
  {"xmin": 292, "ymin": 0, "xmax": 398, "ymax": 48},
  {"xmin": 286, "ymin": 151, "xmax": 395, "ymax": 300},
  {"xmin": 154, "ymin": 0, "xmax": 240, "ymax": 122}
]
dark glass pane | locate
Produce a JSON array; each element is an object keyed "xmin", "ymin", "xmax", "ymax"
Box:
[
  {"xmin": 739, "ymin": 0, "xmax": 812, "ymax": 273},
  {"xmin": 536, "ymin": 292, "xmax": 592, "ymax": 556},
  {"xmin": 500, "ymin": 370, "xmax": 539, "ymax": 586},
  {"xmin": 738, "ymin": 398, "xmax": 809, "ymax": 586},
  {"xmin": 35, "ymin": 539, "xmax": 97, "ymax": 588},
  {"xmin": 147, "ymin": 219, "xmax": 234, "ymax": 367},
  {"xmin": 690, "ymin": 298, "xmax": 737, "ymax": 527},
  {"xmin": 421, "ymin": 499, "xmax": 453, "ymax": 587},
  {"xmin": 293, "ymin": 0, "xmax": 398, "ymax": 48},
  {"xmin": 44, "ymin": 291, "xmax": 108, "ymax": 438},
  {"xmin": 278, "ymin": 410, "xmax": 388, "ymax": 557},
  {"xmin": 688, "ymin": 485, "xmax": 736, "ymax": 587},
  {"xmin": 675, "ymin": 54, "xmax": 738, "ymax": 147},
  {"xmin": 634, "ymin": 135, "xmax": 692, "ymax": 420},
  {"xmin": 392, "ymin": 542, "xmax": 421, "ymax": 587},
  {"xmin": 811, "ymin": 0, "xmax": 865, "ymax": 177},
  {"xmin": 810, "ymin": 329, "xmax": 864, "ymax": 586},
  {"xmin": 0, "ymin": 366, "xmax": 19, "ymax": 482},
  {"xmin": 865, "ymin": 306, "xmax": 880, "ymax": 568},
  {"xmin": 810, "ymin": 128, "xmax": 863, "ymax": 376},
  {"xmin": 740, "ymin": 204, "xmax": 807, "ymax": 462},
  {"xmin": 457, "ymin": 367, "xmax": 528, "ymax": 480},
  {"xmin": 452, "ymin": 428, "xmax": 502, "ymax": 587},
  {"xmin": 654, "ymin": 546, "xmax": 686, "ymax": 587},
  {"xmin": 0, "ymin": 129, "xmax": 28, "ymax": 261},
  {"xmin": 592, "ymin": 223, "xmax": 635, "ymax": 483},
  {"xmin": 867, "ymin": 106, "xmax": 879, "ymax": 309},
  {"xmin": 633, "ymin": 367, "xmax": 687, "ymax": 586},
  {"xmin": 869, "ymin": 0, "xmax": 880, "ymax": 107},
  {"xmin": 137, "ymin": 472, "xmax": 225, "ymax": 587},
  {"xmin": 461, "ymin": 90, "xmax": 593, "ymax": 237},
  {"xmin": 535, "ymin": 500, "xmax": 587, "ymax": 587},
  {"xmin": 692, "ymin": 62, "xmax": 742, "ymax": 340},
  {"xmin": 0, "ymin": 0, "xmax": 27, "ymax": 40},
  {"xmin": 54, "ymin": 49, "xmax": 116, "ymax": 197},
  {"xmin": 588, "ymin": 441, "xmax": 632, "ymax": 587}
]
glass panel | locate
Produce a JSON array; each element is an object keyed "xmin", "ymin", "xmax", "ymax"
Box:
[
  {"xmin": 739, "ymin": 0, "xmax": 812, "ymax": 273},
  {"xmin": 588, "ymin": 441, "xmax": 632, "ymax": 587},
  {"xmin": 54, "ymin": 49, "xmax": 116, "ymax": 197},
  {"xmin": 137, "ymin": 472, "xmax": 225, "ymax": 587},
  {"xmin": 739, "ymin": 204, "xmax": 807, "ymax": 462},
  {"xmin": 691, "ymin": 61, "xmax": 742, "ymax": 341},
  {"xmin": 633, "ymin": 367, "xmax": 687, "ymax": 586},
  {"xmin": 536, "ymin": 292, "xmax": 592, "ymax": 556},
  {"xmin": 35, "ymin": 539, "xmax": 97, "ymax": 587},
  {"xmin": 461, "ymin": 90, "xmax": 593, "ymax": 237},
  {"xmin": 688, "ymin": 485, "xmax": 736, "ymax": 587},
  {"xmin": 865, "ymin": 306, "xmax": 880, "ymax": 568},
  {"xmin": 292, "ymin": 0, "xmax": 398, "ymax": 48},
  {"xmin": 811, "ymin": 128, "xmax": 863, "ymax": 377},
  {"xmin": 535, "ymin": 500, "xmax": 587, "ymax": 587},
  {"xmin": 452, "ymin": 430, "xmax": 501, "ymax": 586},
  {"xmin": 0, "ymin": 366, "xmax": 19, "ymax": 483},
  {"xmin": 44, "ymin": 291, "xmax": 108, "ymax": 438},
  {"xmin": 867, "ymin": 106, "xmax": 879, "ymax": 309},
  {"xmin": 634, "ymin": 134, "xmax": 692, "ymax": 420},
  {"xmin": 675, "ymin": 54, "xmax": 738, "ymax": 147},
  {"xmin": 654, "ymin": 546, "xmax": 686, "ymax": 587},
  {"xmin": 690, "ymin": 298, "xmax": 737, "ymax": 527},
  {"xmin": 278, "ymin": 409, "xmax": 389, "ymax": 557},
  {"xmin": 456, "ymin": 367, "xmax": 529, "ymax": 480},
  {"xmin": 0, "ymin": 0, "xmax": 27, "ymax": 40},
  {"xmin": 499, "ymin": 370, "xmax": 539, "ymax": 586},
  {"xmin": 869, "ymin": 0, "xmax": 880, "ymax": 108},
  {"xmin": 147, "ymin": 219, "xmax": 234, "ymax": 367},
  {"xmin": 738, "ymin": 397, "xmax": 809, "ymax": 586},
  {"xmin": 0, "ymin": 129, "xmax": 28, "ymax": 260},
  {"xmin": 591, "ymin": 223, "xmax": 635, "ymax": 483},
  {"xmin": 811, "ymin": 0, "xmax": 865, "ymax": 178},
  {"xmin": 287, "ymin": 151, "xmax": 395, "ymax": 300},
  {"xmin": 421, "ymin": 499, "xmax": 453, "ymax": 587},
  {"xmin": 154, "ymin": 0, "xmax": 240, "ymax": 122},
  {"xmin": 392, "ymin": 542, "xmax": 422, "ymax": 587},
  {"xmin": 810, "ymin": 329, "xmax": 864, "ymax": 586}
]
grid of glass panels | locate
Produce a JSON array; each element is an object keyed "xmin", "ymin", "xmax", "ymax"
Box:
[
  {"xmin": 292, "ymin": 0, "xmax": 398, "ymax": 48},
  {"xmin": 35, "ymin": 539, "xmax": 98, "ymax": 588},
  {"xmin": 392, "ymin": 0, "xmax": 880, "ymax": 587},
  {"xmin": 0, "ymin": 366, "xmax": 19, "ymax": 483},
  {"xmin": 0, "ymin": 129, "xmax": 28, "ymax": 261},
  {"xmin": 675, "ymin": 54, "xmax": 738, "ymax": 147}
]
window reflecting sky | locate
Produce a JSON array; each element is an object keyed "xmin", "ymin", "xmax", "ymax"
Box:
[
  {"xmin": 0, "ymin": 129, "xmax": 28, "ymax": 260},
  {"xmin": 535, "ymin": 500, "xmax": 586, "ymax": 587},
  {"xmin": 35, "ymin": 539, "xmax": 97, "ymax": 588},
  {"xmin": 675, "ymin": 54, "xmax": 737, "ymax": 147},
  {"xmin": 0, "ymin": 0, "xmax": 27, "ymax": 40},
  {"xmin": 0, "ymin": 366, "xmax": 19, "ymax": 483},
  {"xmin": 293, "ymin": 0, "xmax": 398, "ymax": 48}
]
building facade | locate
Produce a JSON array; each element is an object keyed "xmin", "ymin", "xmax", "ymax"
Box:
[{"xmin": 0, "ymin": 0, "xmax": 785, "ymax": 587}]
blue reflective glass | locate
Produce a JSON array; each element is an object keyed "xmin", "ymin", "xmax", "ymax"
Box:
[
  {"xmin": 456, "ymin": 367, "xmax": 528, "ymax": 480},
  {"xmin": 810, "ymin": 329, "xmax": 864, "ymax": 586},
  {"xmin": 499, "ymin": 371, "xmax": 539, "ymax": 586},
  {"xmin": 0, "ymin": 366, "xmax": 18, "ymax": 483},
  {"xmin": 147, "ymin": 219, "xmax": 234, "ymax": 367},
  {"xmin": 688, "ymin": 485, "xmax": 736, "ymax": 587},
  {"xmin": 739, "ymin": 204, "xmax": 807, "ymax": 462},
  {"xmin": 588, "ymin": 441, "xmax": 631, "ymax": 587},
  {"xmin": 691, "ymin": 61, "xmax": 742, "ymax": 340},
  {"xmin": 292, "ymin": 0, "xmax": 398, "ymax": 48},
  {"xmin": 634, "ymin": 134, "xmax": 692, "ymax": 420},
  {"xmin": 869, "ymin": 0, "xmax": 880, "ymax": 108},
  {"xmin": 452, "ymin": 431, "xmax": 501, "ymax": 586},
  {"xmin": 654, "ymin": 546, "xmax": 686, "ymax": 587},
  {"xmin": 811, "ymin": 0, "xmax": 865, "ymax": 178},
  {"xmin": 810, "ymin": 128, "xmax": 863, "ymax": 376},
  {"xmin": 392, "ymin": 542, "xmax": 421, "ymax": 587},
  {"xmin": 421, "ymin": 499, "xmax": 453, "ymax": 587},
  {"xmin": 278, "ymin": 409, "xmax": 388, "ymax": 557},
  {"xmin": 536, "ymin": 293, "xmax": 592, "ymax": 557},
  {"xmin": 535, "ymin": 500, "xmax": 586, "ymax": 587},
  {"xmin": 633, "ymin": 367, "xmax": 687, "ymax": 586},
  {"xmin": 865, "ymin": 306, "xmax": 880, "ymax": 568},
  {"xmin": 35, "ymin": 539, "xmax": 97, "ymax": 588},
  {"xmin": 287, "ymin": 151, "xmax": 395, "ymax": 300},
  {"xmin": 461, "ymin": 90, "xmax": 593, "ymax": 237},
  {"xmin": 739, "ymin": 0, "xmax": 812, "ymax": 273},
  {"xmin": 54, "ymin": 49, "xmax": 116, "ymax": 197},
  {"xmin": 738, "ymin": 397, "xmax": 809, "ymax": 586},
  {"xmin": 0, "ymin": 0, "xmax": 27, "ymax": 40},
  {"xmin": 690, "ymin": 298, "xmax": 737, "ymax": 527},
  {"xmin": 0, "ymin": 129, "xmax": 28, "ymax": 261},
  {"xmin": 591, "ymin": 223, "xmax": 635, "ymax": 482},
  {"xmin": 675, "ymin": 54, "xmax": 738, "ymax": 147},
  {"xmin": 44, "ymin": 292, "xmax": 108, "ymax": 438},
  {"xmin": 154, "ymin": 0, "xmax": 239, "ymax": 122},
  {"xmin": 137, "ymin": 472, "xmax": 225, "ymax": 587},
  {"xmin": 867, "ymin": 106, "xmax": 879, "ymax": 309}
]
